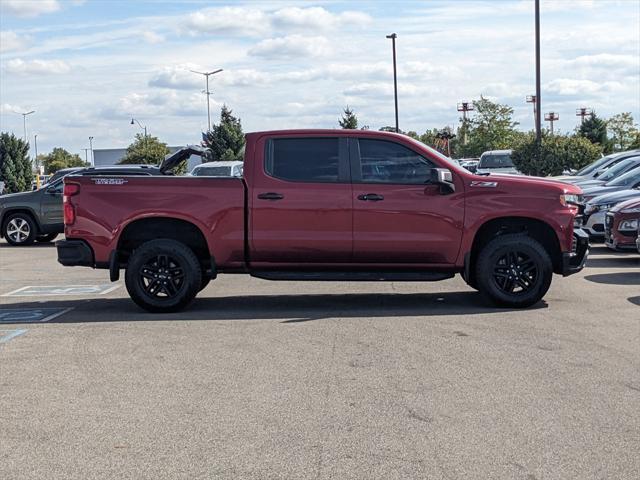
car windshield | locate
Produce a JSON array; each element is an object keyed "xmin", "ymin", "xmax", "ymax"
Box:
[
  {"xmin": 575, "ymin": 154, "xmax": 617, "ymax": 176},
  {"xmin": 479, "ymin": 153, "xmax": 513, "ymax": 169},
  {"xmin": 606, "ymin": 166, "xmax": 640, "ymax": 187},
  {"xmin": 193, "ymin": 166, "xmax": 232, "ymax": 176},
  {"xmin": 597, "ymin": 158, "xmax": 639, "ymax": 181}
]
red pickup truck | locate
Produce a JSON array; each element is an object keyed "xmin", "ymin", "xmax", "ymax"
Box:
[{"xmin": 57, "ymin": 130, "xmax": 588, "ymax": 313}]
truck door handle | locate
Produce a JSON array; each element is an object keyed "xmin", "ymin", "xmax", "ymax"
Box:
[
  {"xmin": 357, "ymin": 193, "xmax": 384, "ymax": 201},
  {"xmin": 257, "ymin": 192, "xmax": 284, "ymax": 200}
]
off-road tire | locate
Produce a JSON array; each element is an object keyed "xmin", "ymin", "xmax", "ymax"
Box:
[
  {"xmin": 125, "ymin": 239, "xmax": 201, "ymax": 313},
  {"xmin": 475, "ymin": 233, "xmax": 552, "ymax": 308}
]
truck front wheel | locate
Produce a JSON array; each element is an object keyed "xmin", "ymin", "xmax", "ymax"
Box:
[
  {"xmin": 475, "ymin": 234, "xmax": 552, "ymax": 308},
  {"xmin": 125, "ymin": 239, "xmax": 201, "ymax": 313}
]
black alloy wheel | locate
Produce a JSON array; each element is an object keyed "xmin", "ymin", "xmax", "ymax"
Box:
[
  {"xmin": 492, "ymin": 250, "xmax": 538, "ymax": 295},
  {"xmin": 138, "ymin": 254, "xmax": 185, "ymax": 299}
]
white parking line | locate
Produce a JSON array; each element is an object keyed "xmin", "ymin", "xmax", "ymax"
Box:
[
  {"xmin": 2, "ymin": 285, "xmax": 120, "ymax": 297},
  {"xmin": 0, "ymin": 329, "xmax": 27, "ymax": 344}
]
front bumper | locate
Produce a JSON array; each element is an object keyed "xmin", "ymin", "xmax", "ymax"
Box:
[
  {"xmin": 582, "ymin": 210, "xmax": 606, "ymax": 238},
  {"xmin": 56, "ymin": 239, "xmax": 94, "ymax": 267},
  {"xmin": 562, "ymin": 229, "xmax": 589, "ymax": 276}
]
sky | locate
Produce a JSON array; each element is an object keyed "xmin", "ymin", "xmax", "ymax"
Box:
[{"xmin": 0, "ymin": 0, "xmax": 639, "ymax": 158}]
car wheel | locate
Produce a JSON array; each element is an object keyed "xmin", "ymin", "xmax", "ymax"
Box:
[
  {"xmin": 125, "ymin": 239, "xmax": 201, "ymax": 313},
  {"xmin": 36, "ymin": 233, "xmax": 58, "ymax": 243},
  {"xmin": 475, "ymin": 233, "xmax": 552, "ymax": 308},
  {"xmin": 3, "ymin": 213, "xmax": 37, "ymax": 246}
]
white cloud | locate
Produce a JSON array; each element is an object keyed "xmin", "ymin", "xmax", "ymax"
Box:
[
  {"xmin": 142, "ymin": 31, "xmax": 165, "ymax": 44},
  {"xmin": 545, "ymin": 78, "xmax": 624, "ymax": 96},
  {"xmin": 248, "ymin": 35, "xmax": 331, "ymax": 59},
  {"xmin": 183, "ymin": 7, "xmax": 270, "ymax": 37},
  {"xmin": 1, "ymin": 0, "xmax": 60, "ymax": 17},
  {"xmin": 271, "ymin": 7, "xmax": 371, "ymax": 30},
  {"xmin": 0, "ymin": 31, "xmax": 31, "ymax": 53},
  {"xmin": 148, "ymin": 65, "xmax": 202, "ymax": 90},
  {"xmin": 4, "ymin": 58, "xmax": 71, "ymax": 75}
]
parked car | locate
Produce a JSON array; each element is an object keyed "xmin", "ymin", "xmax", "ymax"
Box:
[
  {"xmin": 457, "ymin": 158, "xmax": 479, "ymax": 173},
  {"xmin": 573, "ymin": 157, "xmax": 640, "ymax": 188},
  {"xmin": 582, "ymin": 188, "xmax": 640, "ymax": 240},
  {"xmin": 604, "ymin": 198, "xmax": 640, "ymax": 251},
  {"xmin": 637, "ymin": 223, "xmax": 640, "ymax": 253},
  {"xmin": 57, "ymin": 129, "xmax": 588, "ymax": 313},
  {"xmin": 582, "ymin": 166, "xmax": 640, "ymax": 201},
  {"xmin": 0, "ymin": 165, "xmax": 161, "ymax": 246},
  {"xmin": 190, "ymin": 161, "xmax": 243, "ymax": 177},
  {"xmin": 555, "ymin": 150, "xmax": 640, "ymax": 184},
  {"xmin": 476, "ymin": 150, "xmax": 519, "ymax": 175}
]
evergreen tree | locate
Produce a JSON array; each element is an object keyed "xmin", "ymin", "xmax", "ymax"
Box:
[
  {"xmin": 0, "ymin": 132, "xmax": 32, "ymax": 193},
  {"xmin": 339, "ymin": 106, "xmax": 358, "ymax": 129},
  {"xmin": 578, "ymin": 112, "xmax": 609, "ymax": 152},
  {"xmin": 203, "ymin": 105, "xmax": 245, "ymax": 162},
  {"xmin": 40, "ymin": 147, "xmax": 87, "ymax": 174},
  {"xmin": 119, "ymin": 134, "xmax": 170, "ymax": 166}
]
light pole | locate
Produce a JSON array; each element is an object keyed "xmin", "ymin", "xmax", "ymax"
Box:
[
  {"xmin": 89, "ymin": 136, "xmax": 94, "ymax": 166},
  {"xmin": 386, "ymin": 33, "xmax": 399, "ymax": 133},
  {"xmin": 191, "ymin": 68, "xmax": 223, "ymax": 132},
  {"xmin": 576, "ymin": 107, "xmax": 592, "ymax": 124},
  {"xmin": 15, "ymin": 110, "xmax": 35, "ymax": 143},
  {"xmin": 534, "ymin": 0, "xmax": 542, "ymax": 146},
  {"xmin": 82, "ymin": 148, "xmax": 90, "ymax": 164},
  {"xmin": 526, "ymin": 95, "xmax": 537, "ymax": 126},
  {"xmin": 544, "ymin": 112, "xmax": 559, "ymax": 134},
  {"xmin": 130, "ymin": 118, "xmax": 147, "ymax": 137},
  {"xmin": 457, "ymin": 101, "xmax": 474, "ymax": 144},
  {"xmin": 34, "ymin": 134, "xmax": 38, "ymax": 169}
]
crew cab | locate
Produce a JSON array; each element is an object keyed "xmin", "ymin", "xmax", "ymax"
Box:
[{"xmin": 57, "ymin": 130, "xmax": 588, "ymax": 313}]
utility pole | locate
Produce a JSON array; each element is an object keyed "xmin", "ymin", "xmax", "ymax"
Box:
[
  {"xmin": 82, "ymin": 148, "xmax": 90, "ymax": 164},
  {"xmin": 386, "ymin": 33, "xmax": 399, "ymax": 133},
  {"xmin": 534, "ymin": 0, "xmax": 542, "ymax": 145},
  {"xmin": 457, "ymin": 101, "xmax": 474, "ymax": 144},
  {"xmin": 34, "ymin": 134, "xmax": 38, "ymax": 169},
  {"xmin": 89, "ymin": 136, "xmax": 94, "ymax": 166},
  {"xmin": 576, "ymin": 107, "xmax": 592, "ymax": 124},
  {"xmin": 526, "ymin": 95, "xmax": 537, "ymax": 126},
  {"xmin": 544, "ymin": 112, "xmax": 559, "ymax": 134},
  {"xmin": 191, "ymin": 68, "xmax": 223, "ymax": 132}
]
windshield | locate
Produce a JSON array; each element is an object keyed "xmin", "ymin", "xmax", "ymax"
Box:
[
  {"xmin": 192, "ymin": 166, "xmax": 232, "ymax": 177},
  {"xmin": 479, "ymin": 153, "xmax": 513, "ymax": 169},
  {"xmin": 606, "ymin": 166, "xmax": 640, "ymax": 187},
  {"xmin": 597, "ymin": 158, "xmax": 639, "ymax": 182},
  {"xmin": 575, "ymin": 153, "xmax": 618, "ymax": 176}
]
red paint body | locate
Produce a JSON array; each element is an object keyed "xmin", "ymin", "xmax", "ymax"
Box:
[
  {"xmin": 604, "ymin": 198, "xmax": 640, "ymax": 251},
  {"xmin": 63, "ymin": 130, "xmax": 582, "ymax": 273}
]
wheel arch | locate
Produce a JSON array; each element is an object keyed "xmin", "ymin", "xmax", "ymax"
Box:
[
  {"xmin": 1, "ymin": 208, "xmax": 41, "ymax": 237},
  {"xmin": 465, "ymin": 216, "xmax": 563, "ymax": 286}
]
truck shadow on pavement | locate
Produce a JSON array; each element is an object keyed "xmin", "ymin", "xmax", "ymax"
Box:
[{"xmin": 1, "ymin": 291, "xmax": 547, "ymax": 324}]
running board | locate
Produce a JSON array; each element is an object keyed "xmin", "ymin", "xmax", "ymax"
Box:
[{"xmin": 250, "ymin": 271, "xmax": 455, "ymax": 282}]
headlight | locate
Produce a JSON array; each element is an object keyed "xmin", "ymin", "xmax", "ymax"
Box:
[
  {"xmin": 600, "ymin": 204, "xmax": 613, "ymax": 212},
  {"xmin": 620, "ymin": 206, "xmax": 640, "ymax": 213},
  {"xmin": 619, "ymin": 219, "xmax": 639, "ymax": 231},
  {"xmin": 560, "ymin": 194, "xmax": 581, "ymax": 207}
]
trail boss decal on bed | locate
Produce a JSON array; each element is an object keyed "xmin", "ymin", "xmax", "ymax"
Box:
[
  {"xmin": 470, "ymin": 181, "xmax": 498, "ymax": 187},
  {"xmin": 92, "ymin": 178, "xmax": 129, "ymax": 185}
]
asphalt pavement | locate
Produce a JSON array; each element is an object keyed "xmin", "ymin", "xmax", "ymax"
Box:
[{"xmin": 0, "ymin": 239, "xmax": 638, "ymax": 479}]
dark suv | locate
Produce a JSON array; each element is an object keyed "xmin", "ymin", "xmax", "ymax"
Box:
[{"xmin": 0, "ymin": 165, "xmax": 161, "ymax": 246}]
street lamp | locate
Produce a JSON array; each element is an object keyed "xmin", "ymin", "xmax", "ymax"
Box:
[
  {"xmin": 544, "ymin": 111, "xmax": 559, "ymax": 134},
  {"xmin": 15, "ymin": 110, "xmax": 35, "ymax": 143},
  {"xmin": 534, "ymin": 0, "xmax": 542, "ymax": 145},
  {"xmin": 34, "ymin": 134, "xmax": 38, "ymax": 168},
  {"xmin": 190, "ymin": 68, "xmax": 223, "ymax": 132},
  {"xmin": 386, "ymin": 33, "xmax": 399, "ymax": 133},
  {"xmin": 576, "ymin": 107, "xmax": 592, "ymax": 124},
  {"xmin": 526, "ymin": 95, "xmax": 537, "ymax": 126},
  {"xmin": 130, "ymin": 118, "xmax": 147, "ymax": 137},
  {"xmin": 89, "ymin": 136, "xmax": 94, "ymax": 166},
  {"xmin": 457, "ymin": 102, "xmax": 474, "ymax": 144}
]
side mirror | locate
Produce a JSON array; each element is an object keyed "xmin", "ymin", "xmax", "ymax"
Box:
[
  {"xmin": 46, "ymin": 186, "xmax": 61, "ymax": 195},
  {"xmin": 430, "ymin": 168, "xmax": 455, "ymax": 194}
]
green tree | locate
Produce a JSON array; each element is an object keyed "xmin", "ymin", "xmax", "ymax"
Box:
[
  {"xmin": 577, "ymin": 111, "xmax": 608, "ymax": 152},
  {"xmin": 512, "ymin": 133, "xmax": 601, "ymax": 177},
  {"xmin": 456, "ymin": 96, "xmax": 520, "ymax": 158},
  {"xmin": 119, "ymin": 133, "xmax": 170, "ymax": 166},
  {"xmin": 40, "ymin": 147, "xmax": 87, "ymax": 174},
  {"xmin": 203, "ymin": 105, "xmax": 245, "ymax": 162},
  {"xmin": 0, "ymin": 132, "xmax": 33, "ymax": 193},
  {"xmin": 606, "ymin": 112, "xmax": 637, "ymax": 152},
  {"xmin": 338, "ymin": 106, "xmax": 358, "ymax": 129}
]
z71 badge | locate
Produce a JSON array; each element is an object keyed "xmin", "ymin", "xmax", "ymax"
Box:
[{"xmin": 92, "ymin": 178, "xmax": 128, "ymax": 185}]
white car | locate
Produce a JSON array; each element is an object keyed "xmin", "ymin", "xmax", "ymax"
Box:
[
  {"xmin": 476, "ymin": 149, "xmax": 520, "ymax": 175},
  {"xmin": 190, "ymin": 161, "xmax": 243, "ymax": 177}
]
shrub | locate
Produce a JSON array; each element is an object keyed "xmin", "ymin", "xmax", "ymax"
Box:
[{"xmin": 512, "ymin": 134, "xmax": 601, "ymax": 177}]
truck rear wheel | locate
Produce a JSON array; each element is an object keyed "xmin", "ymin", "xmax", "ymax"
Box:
[
  {"xmin": 475, "ymin": 234, "xmax": 552, "ymax": 308},
  {"xmin": 125, "ymin": 239, "xmax": 201, "ymax": 313}
]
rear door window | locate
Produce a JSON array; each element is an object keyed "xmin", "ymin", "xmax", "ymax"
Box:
[{"xmin": 266, "ymin": 138, "xmax": 342, "ymax": 182}]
